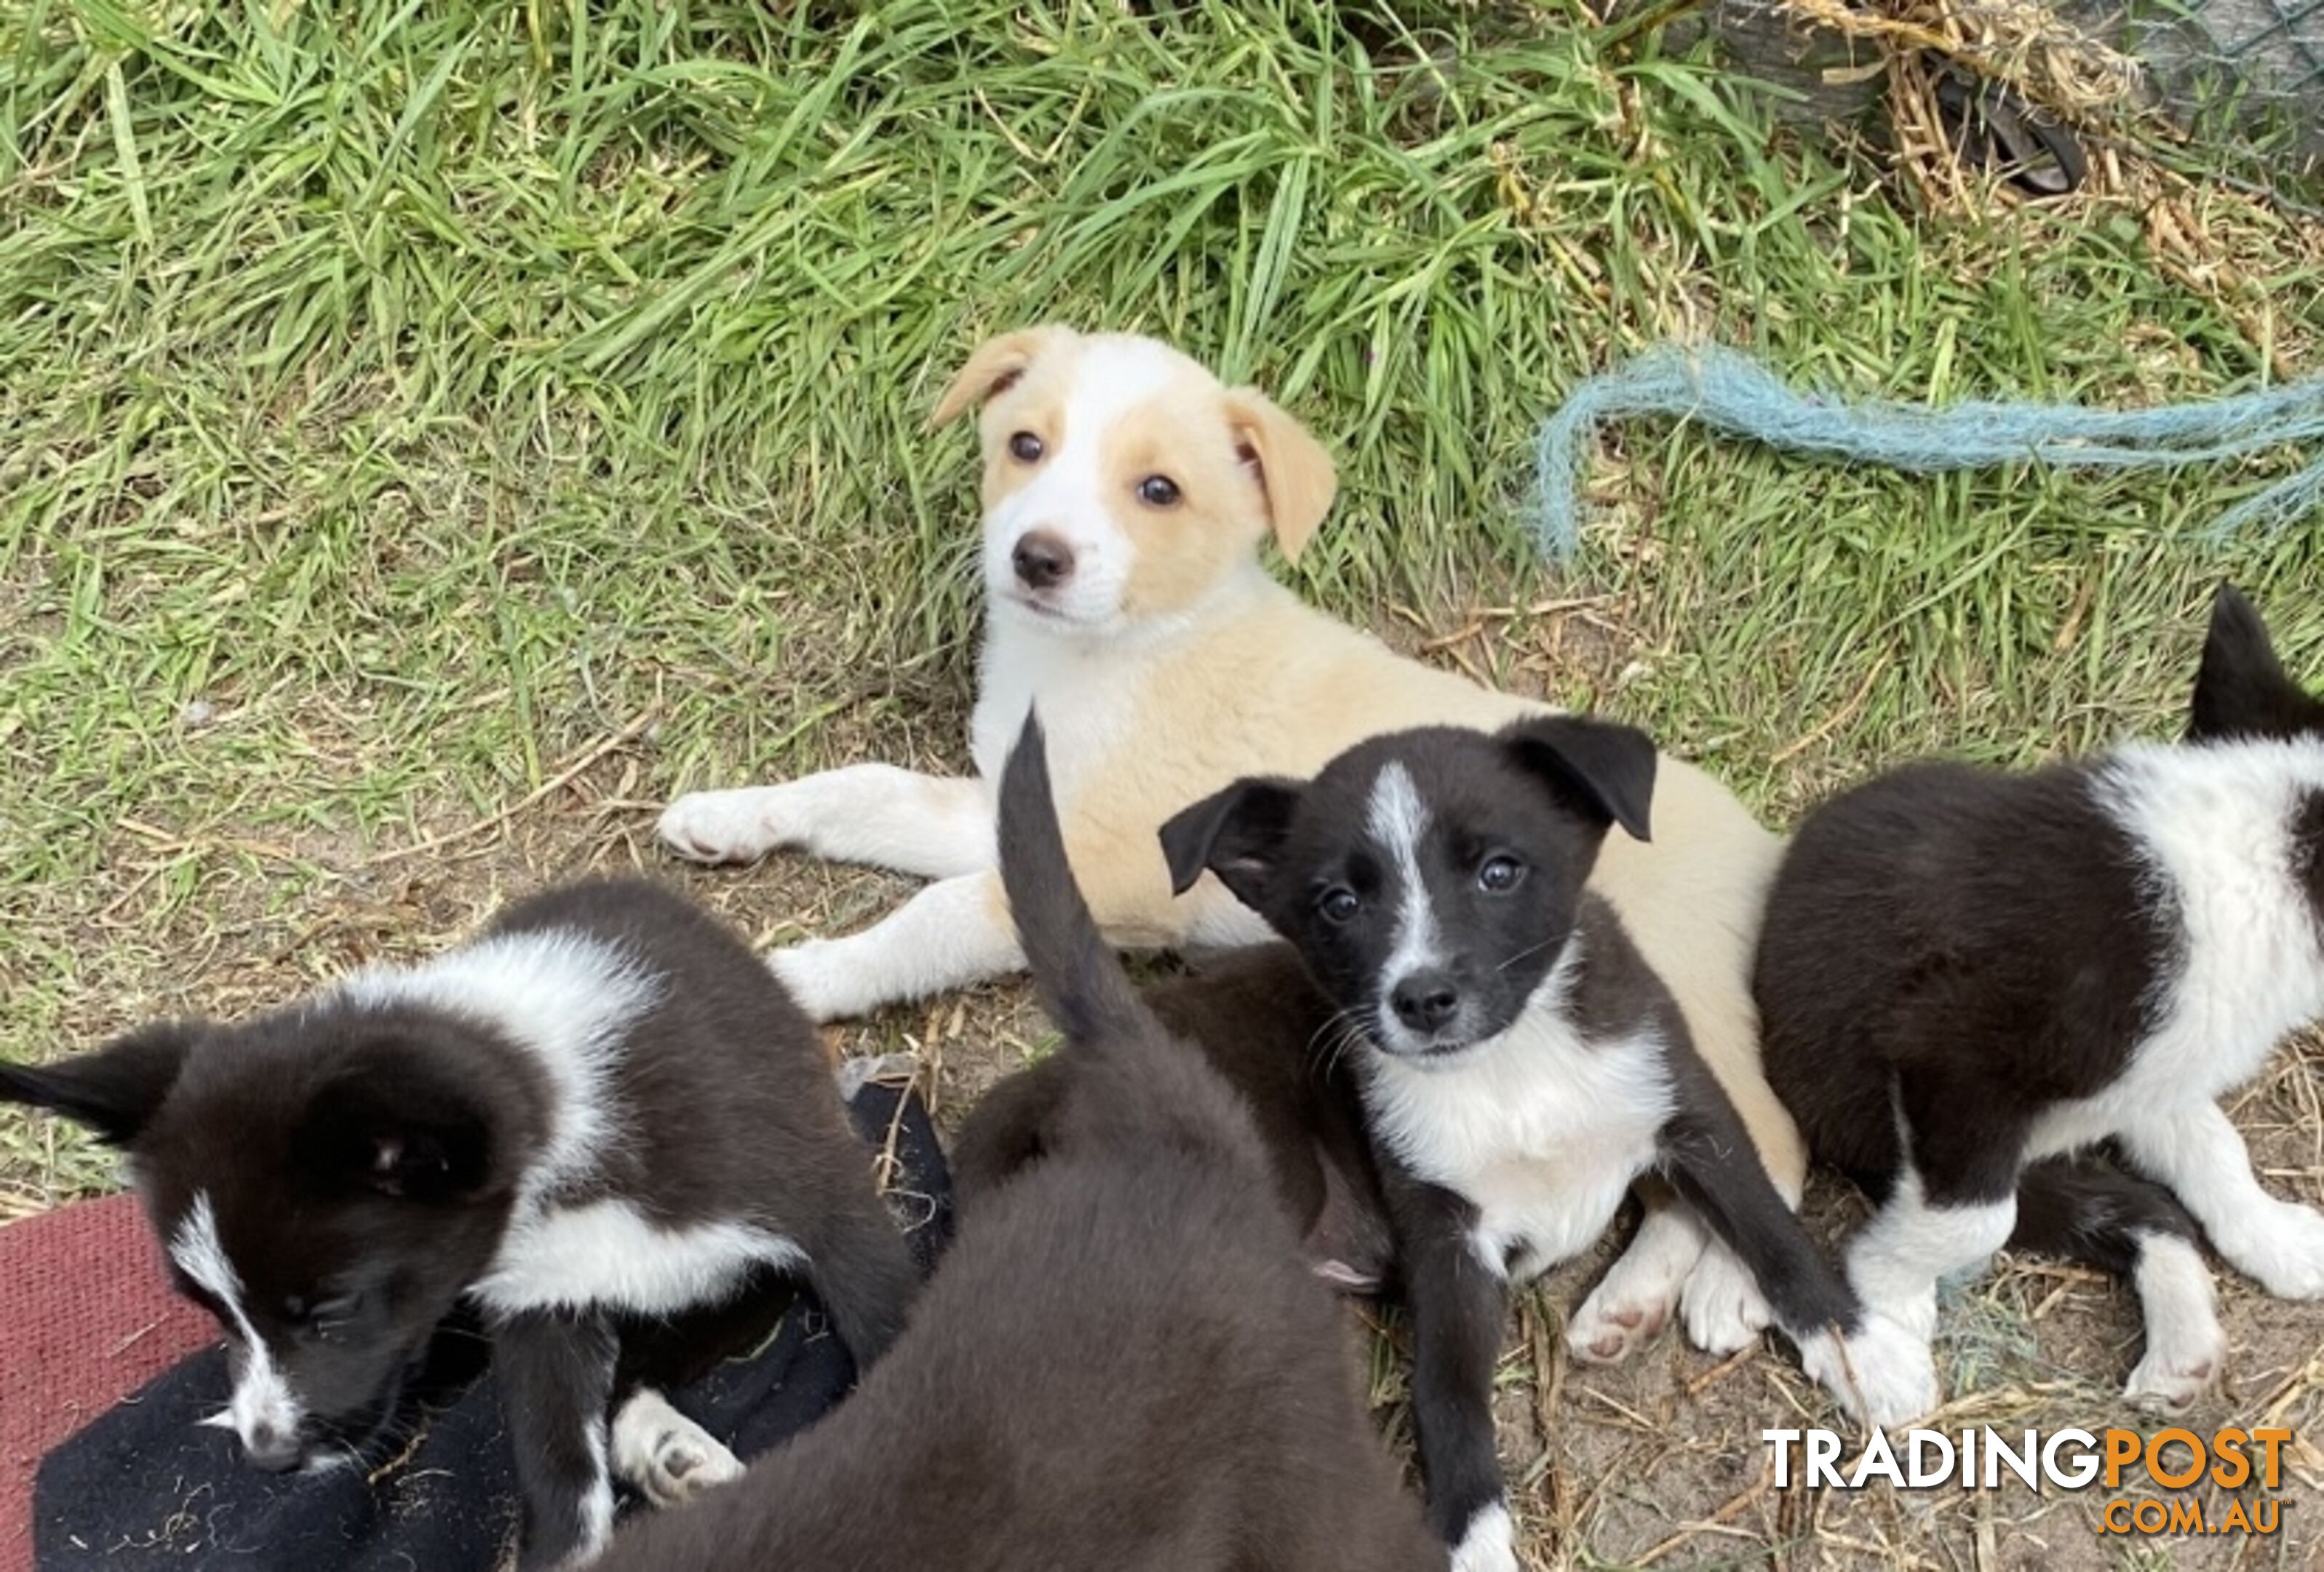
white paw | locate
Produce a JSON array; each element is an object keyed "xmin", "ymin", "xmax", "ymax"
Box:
[
  {"xmin": 2124, "ymin": 1234, "xmax": 2226, "ymax": 1414},
  {"xmin": 1801, "ymin": 1314, "xmax": 1939, "ymax": 1430},
  {"xmin": 768, "ymin": 940, "xmax": 856, "ymax": 1023},
  {"xmin": 657, "ymin": 787, "xmax": 794, "ymax": 865},
  {"xmin": 1679, "ymin": 1242, "xmax": 1772, "ymax": 1356},
  {"xmin": 2218, "ymin": 1200, "xmax": 2324, "ymax": 1299},
  {"xmin": 1567, "ymin": 1274, "xmax": 1676, "ymax": 1365},
  {"xmin": 1449, "ymin": 1502, "xmax": 1519, "ymax": 1572},
  {"xmin": 2124, "ymin": 1340, "xmax": 2225, "ymax": 1416},
  {"xmin": 610, "ymin": 1390, "xmax": 745, "ymax": 1509}
]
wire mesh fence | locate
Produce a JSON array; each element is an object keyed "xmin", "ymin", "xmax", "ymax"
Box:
[
  {"xmin": 2069, "ymin": 0, "xmax": 2322, "ymax": 155},
  {"xmin": 1681, "ymin": 0, "xmax": 2322, "ymax": 204}
]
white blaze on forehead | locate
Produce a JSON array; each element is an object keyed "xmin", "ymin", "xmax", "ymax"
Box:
[
  {"xmin": 1366, "ymin": 761, "xmax": 1444, "ymax": 992},
  {"xmin": 172, "ymin": 1192, "xmax": 304, "ymax": 1449}
]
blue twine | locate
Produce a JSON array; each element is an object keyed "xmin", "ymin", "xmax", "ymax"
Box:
[{"xmin": 1526, "ymin": 343, "xmax": 2324, "ymax": 560}]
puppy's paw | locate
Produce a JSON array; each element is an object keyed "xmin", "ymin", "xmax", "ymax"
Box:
[
  {"xmin": 768, "ymin": 939, "xmax": 861, "ymax": 1023},
  {"xmin": 1679, "ymin": 1242, "xmax": 1772, "ymax": 1356},
  {"xmin": 2124, "ymin": 1236, "xmax": 2226, "ymax": 1414},
  {"xmin": 657, "ymin": 787, "xmax": 794, "ymax": 865},
  {"xmin": 2124, "ymin": 1341, "xmax": 2225, "ymax": 1416},
  {"xmin": 611, "ymin": 1390, "xmax": 745, "ymax": 1509},
  {"xmin": 1566, "ymin": 1277, "xmax": 1673, "ymax": 1365},
  {"xmin": 1800, "ymin": 1314, "xmax": 1939, "ymax": 1432},
  {"xmin": 1449, "ymin": 1502, "xmax": 1520, "ymax": 1572},
  {"xmin": 2218, "ymin": 1200, "xmax": 2324, "ymax": 1299}
]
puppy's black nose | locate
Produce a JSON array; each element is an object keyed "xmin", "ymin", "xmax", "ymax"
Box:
[
  {"xmin": 1390, "ymin": 971, "xmax": 1460, "ymax": 1033},
  {"xmin": 243, "ymin": 1426, "xmax": 303, "ymax": 1473},
  {"xmin": 1012, "ymin": 531, "xmax": 1074, "ymax": 590}
]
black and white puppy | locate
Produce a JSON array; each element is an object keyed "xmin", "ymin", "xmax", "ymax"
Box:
[
  {"xmin": 1755, "ymin": 584, "xmax": 2324, "ymax": 1418},
  {"xmin": 595, "ymin": 716, "xmax": 1440, "ymax": 1571},
  {"xmin": 0, "ymin": 878, "xmax": 918, "ymax": 1570},
  {"xmin": 1161, "ymin": 717, "xmax": 1902, "ymax": 1572}
]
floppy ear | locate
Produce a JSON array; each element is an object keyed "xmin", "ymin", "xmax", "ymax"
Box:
[
  {"xmin": 1158, "ymin": 777, "xmax": 1305, "ymax": 909},
  {"xmin": 297, "ymin": 1056, "xmax": 498, "ymax": 1204},
  {"xmin": 1500, "ymin": 715, "xmax": 1658, "ymax": 843},
  {"xmin": 0, "ymin": 1021, "xmax": 200, "ymax": 1146},
  {"xmin": 2189, "ymin": 584, "xmax": 2323, "ymax": 743},
  {"xmin": 1221, "ymin": 388, "xmax": 1337, "ymax": 563},
  {"xmin": 930, "ymin": 326, "xmax": 1072, "ymax": 429}
]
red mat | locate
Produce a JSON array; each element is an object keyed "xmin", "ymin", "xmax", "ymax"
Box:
[{"xmin": 0, "ymin": 1196, "xmax": 212, "ymax": 1572}]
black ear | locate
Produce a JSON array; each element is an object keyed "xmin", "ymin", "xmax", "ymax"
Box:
[
  {"xmin": 2189, "ymin": 584, "xmax": 2323, "ymax": 743},
  {"xmin": 297, "ymin": 1058, "xmax": 498, "ymax": 1204},
  {"xmin": 0, "ymin": 1021, "xmax": 201, "ymax": 1146},
  {"xmin": 1158, "ymin": 777, "xmax": 1305, "ymax": 908},
  {"xmin": 1500, "ymin": 715, "xmax": 1658, "ymax": 843}
]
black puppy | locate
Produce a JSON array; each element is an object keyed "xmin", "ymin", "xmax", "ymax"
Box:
[
  {"xmin": 0, "ymin": 878, "xmax": 916, "ymax": 1569},
  {"xmin": 1163, "ymin": 715, "xmax": 1894, "ymax": 1571},
  {"xmin": 594, "ymin": 715, "xmax": 1440, "ymax": 1572},
  {"xmin": 1756, "ymin": 584, "xmax": 2324, "ymax": 1416},
  {"xmin": 954, "ymin": 940, "xmax": 1395, "ymax": 1292}
]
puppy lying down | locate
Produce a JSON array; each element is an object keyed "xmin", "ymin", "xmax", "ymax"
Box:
[
  {"xmin": 661, "ymin": 324, "xmax": 1799, "ymax": 1362},
  {"xmin": 598, "ymin": 716, "xmax": 1438, "ymax": 1571},
  {"xmin": 1756, "ymin": 584, "xmax": 2324, "ymax": 1419}
]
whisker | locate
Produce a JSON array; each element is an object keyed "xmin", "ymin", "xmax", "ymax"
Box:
[{"xmin": 1496, "ymin": 934, "xmax": 1565, "ymax": 974}]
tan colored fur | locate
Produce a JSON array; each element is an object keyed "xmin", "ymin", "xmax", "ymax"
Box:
[{"xmin": 954, "ymin": 328, "xmax": 1802, "ymax": 1193}]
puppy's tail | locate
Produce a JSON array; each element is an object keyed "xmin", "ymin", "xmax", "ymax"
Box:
[{"xmin": 997, "ymin": 710, "xmax": 1151, "ymax": 1050}]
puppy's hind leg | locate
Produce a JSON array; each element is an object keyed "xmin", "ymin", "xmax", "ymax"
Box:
[
  {"xmin": 1567, "ymin": 1180, "xmax": 1707, "ymax": 1365},
  {"xmin": 660, "ymin": 766, "xmax": 992, "ymax": 878},
  {"xmin": 804, "ymin": 1196, "xmax": 921, "ymax": 1377},
  {"xmin": 2011, "ymin": 1155, "xmax": 2223, "ymax": 1413},
  {"xmin": 771, "ymin": 871, "xmax": 1025, "ymax": 1021},
  {"xmin": 950, "ymin": 1054, "xmax": 1072, "ymax": 1206},
  {"xmin": 2120, "ymin": 1100, "xmax": 2324, "ymax": 1300},
  {"xmin": 610, "ymin": 1388, "xmax": 744, "ymax": 1509}
]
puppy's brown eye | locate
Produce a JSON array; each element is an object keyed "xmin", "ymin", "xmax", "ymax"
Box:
[
  {"xmin": 1318, "ymin": 887, "xmax": 1359, "ymax": 923},
  {"xmin": 1137, "ymin": 475, "xmax": 1181, "ymax": 507},
  {"xmin": 1477, "ymin": 856, "xmax": 1525, "ymax": 893},
  {"xmin": 1008, "ymin": 432, "xmax": 1044, "ymax": 463}
]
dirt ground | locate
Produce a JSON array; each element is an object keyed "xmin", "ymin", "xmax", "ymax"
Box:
[{"xmin": 6, "ymin": 609, "xmax": 2320, "ymax": 1571}]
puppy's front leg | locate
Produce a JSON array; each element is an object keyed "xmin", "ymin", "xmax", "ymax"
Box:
[
  {"xmin": 2122, "ymin": 1100, "xmax": 2324, "ymax": 1298},
  {"xmin": 1658, "ymin": 1079, "xmax": 1937, "ymax": 1429},
  {"xmin": 1390, "ymin": 1178, "xmax": 1516, "ymax": 1572},
  {"xmin": 497, "ymin": 1309, "xmax": 621, "ymax": 1570},
  {"xmin": 771, "ymin": 871, "xmax": 1024, "ymax": 1021},
  {"xmin": 659, "ymin": 766, "xmax": 992, "ymax": 879}
]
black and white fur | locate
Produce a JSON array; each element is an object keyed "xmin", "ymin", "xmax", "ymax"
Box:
[
  {"xmin": 1755, "ymin": 584, "xmax": 2324, "ymax": 1419},
  {"xmin": 1161, "ymin": 717, "xmax": 1894, "ymax": 1572},
  {"xmin": 594, "ymin": 715, "xmax": 1439, "ymax": 1571},
  {"xmin": 0, "ymin": 879, "xmax": 917, "ymax": 1570}
]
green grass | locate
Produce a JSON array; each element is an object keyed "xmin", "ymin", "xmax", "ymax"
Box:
[
  {"xmin": 7, "ymin": 8, "xmax": 2324, "ymax": 1563},
  {"xmin": 3, "ymin": 0, "xmax": 2321, "ymax": 1196}
]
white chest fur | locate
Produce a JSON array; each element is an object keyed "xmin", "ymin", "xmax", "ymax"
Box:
[
  {"xmin": 1364, "ymin": 1002, "xmax": 1674, "ymax": 1280},
  {"xmin": 971, "ymin": 615, "xmax": 1147, "ymax": 799},
  {"xmin": 2033, "ymin": 741, "xmax": 2324, "ymax": 1156}
]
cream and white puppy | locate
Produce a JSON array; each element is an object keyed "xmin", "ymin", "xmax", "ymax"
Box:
[{"xmin": 658, "ymin": 326, "xmax": 1800, "ymax": 1362}]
